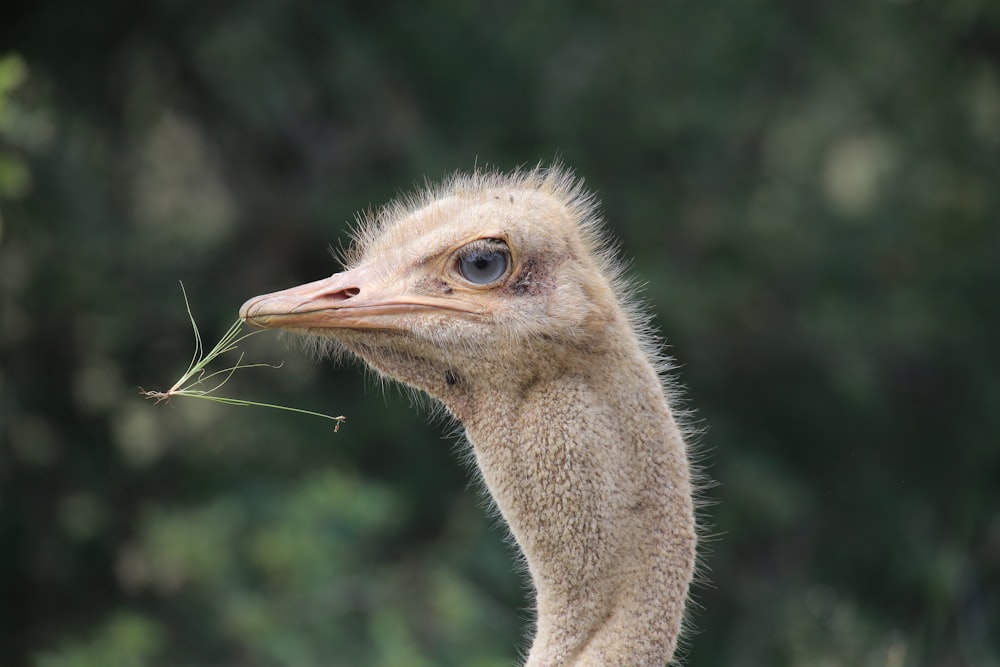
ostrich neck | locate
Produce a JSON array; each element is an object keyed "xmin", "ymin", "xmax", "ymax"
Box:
[{"xmin": 457, "ymin": 346, "xmax": 696, "ymax": 667}]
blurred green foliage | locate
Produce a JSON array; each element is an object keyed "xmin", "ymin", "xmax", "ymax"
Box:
[{"xmin": 1, "ymin": 1, "xmax": 998, "ymax": 666}]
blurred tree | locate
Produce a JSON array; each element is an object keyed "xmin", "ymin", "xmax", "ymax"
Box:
[{"xmin": 0, "ymin": 54, "xmax": 34, "ymax": 206}]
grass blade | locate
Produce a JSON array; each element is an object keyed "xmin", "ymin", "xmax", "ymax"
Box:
[{"xmin": 141, "ymin": 282, "xmax": 345, "ymax": 431}]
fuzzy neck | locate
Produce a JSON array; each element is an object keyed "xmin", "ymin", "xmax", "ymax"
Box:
[{"xmin": 455, "ymin": 344, "xmax": 696, "ymax": 667}]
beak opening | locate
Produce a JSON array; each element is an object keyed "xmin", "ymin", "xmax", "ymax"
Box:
[{"xmin": 239, "ymin": 267, "xmax": 483, "ymax": 331}]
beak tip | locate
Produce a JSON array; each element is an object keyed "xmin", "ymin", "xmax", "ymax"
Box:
[
  {"xmin": 239, "ymin": 296, "xmax": 268, "ymax": 327},
  {"xmin": 238, "ymin": 299, "xmax": 255, "ymax": 322}
]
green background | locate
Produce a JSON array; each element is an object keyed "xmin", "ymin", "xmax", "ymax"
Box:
[{"xmin": 2, "ymin": 2, "xmax": 998, "ymax": 665}]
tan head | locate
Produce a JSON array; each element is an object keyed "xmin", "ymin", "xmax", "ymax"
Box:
[
  {"xmin": 240, "ymin": 167, "xmax": 630, "ymax": 411},
  {"xmin": 240, "ymin": 167, "xmax": 698, "ymax": 665}
]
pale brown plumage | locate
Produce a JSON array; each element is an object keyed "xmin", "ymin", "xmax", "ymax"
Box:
[{"xmin": 240, "ymin": 166, "xmax": 698, "ymax": 666}]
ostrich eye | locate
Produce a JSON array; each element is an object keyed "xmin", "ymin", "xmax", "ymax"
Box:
[{"xmin": 457, "ymin": 243, "xmax": 509, "ymax": 285}]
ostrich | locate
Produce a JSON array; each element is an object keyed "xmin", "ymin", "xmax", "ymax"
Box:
[{"xmin": 239, "ymin": 167, "xmax": 698, "ymax": 666}]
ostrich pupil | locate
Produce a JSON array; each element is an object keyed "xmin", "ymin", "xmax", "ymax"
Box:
[{"xmin": 460, "ymin": 250, "xmax": 507, "ymax": 284}]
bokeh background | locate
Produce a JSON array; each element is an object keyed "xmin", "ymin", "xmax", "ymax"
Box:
[{"xmin": 2, "ymin": 2, "xmax": 999, "ymax": 666}]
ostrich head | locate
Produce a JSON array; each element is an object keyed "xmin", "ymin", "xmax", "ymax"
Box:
[
  {"xmin": 239, "ymin": 166, "xmax": 696, "ymax": 666},
  {"xmin": 240, "ymin": 168, "xmax": 628, "ymax": 420}
]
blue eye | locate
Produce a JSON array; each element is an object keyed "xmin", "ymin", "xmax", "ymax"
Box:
[{"xmin": 458, "ymin": 247, "xmax": 509, "ymax": 284}]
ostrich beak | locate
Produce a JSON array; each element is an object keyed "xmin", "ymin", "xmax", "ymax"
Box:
[{"xmin": 240, "ymin": 266, "xmax": 479, "ymax": 331}]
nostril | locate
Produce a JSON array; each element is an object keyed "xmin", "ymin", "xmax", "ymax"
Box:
[{"xmin": 325, "ymin": 287, "xmax": 360, "ymax": 302}]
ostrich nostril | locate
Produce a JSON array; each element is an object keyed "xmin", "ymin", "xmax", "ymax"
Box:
[{"xmin": 326, "ymin": 287, "xmax": 360, "ymax": 301}]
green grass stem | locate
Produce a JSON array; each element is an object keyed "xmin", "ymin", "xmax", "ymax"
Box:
[{"xmin": 141, "ymin": 282, "xmax": 345, "ymax": 431}]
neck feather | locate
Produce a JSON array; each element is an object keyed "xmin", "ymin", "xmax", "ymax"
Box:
[{"xmin": 458, "ymin": 342, "xmax": 696, "ymax": 667}]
